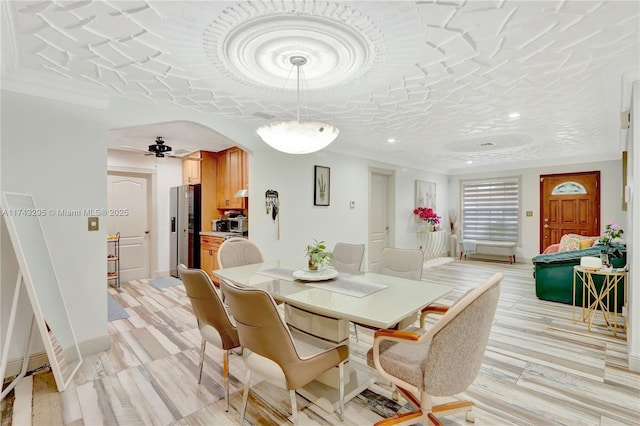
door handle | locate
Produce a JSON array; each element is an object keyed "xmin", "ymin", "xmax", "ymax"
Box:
[
  {"xmin": 145, "ymin": 230, "xmax": 150, "ymax": 234},
  {"xmin": 544, "ymin": 224, "xmax": 550, "ymax": 229}
]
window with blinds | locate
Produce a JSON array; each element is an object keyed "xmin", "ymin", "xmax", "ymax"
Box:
[{"xmin": 461, "ymin": 178, "xmax": 520, "ymax": 242}]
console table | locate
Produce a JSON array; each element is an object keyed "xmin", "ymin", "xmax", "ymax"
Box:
[
  {"xmin": 573, "ymin": 266, "xmax": 627, "ymax": 337},
  {"xmin": 417, "ymin": 230, "xmax": 449, "ymax": 259}
]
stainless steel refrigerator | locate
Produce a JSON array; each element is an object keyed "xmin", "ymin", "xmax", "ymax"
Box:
[{"xmin": 170, "ymin": 184, "xmax": 201, "ymax": 277}]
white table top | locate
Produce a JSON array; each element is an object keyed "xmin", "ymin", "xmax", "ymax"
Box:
[{"xmin": 213, "ymin": 260, "xmax": 452, "ymax": 329}]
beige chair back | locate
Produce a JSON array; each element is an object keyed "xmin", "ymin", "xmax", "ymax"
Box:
[
  {"xmin": 220, "ymin": 279, "xmax": 348, "ymax": 390},
  {"xmin": 423, "ymin": 273, "xmax": 501, "ymax": 395},
  {"xmin": 332, "ymin": 243, "xmax": 365, "ymax": 274},
  {"xmin": 217, "ymin": 237, "xmax": 264, "ymax": 269},
  {"xmin": 375, "ymin": 247, "xmax": 424, "ymax": 280},
  {"xmin": 178, "ymin": 264, "xmax": 239, "ymax": 350}
]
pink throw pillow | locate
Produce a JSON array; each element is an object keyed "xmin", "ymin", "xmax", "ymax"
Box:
[{"xmin": 543, "ymin": 244, "xmax": 560, "ymax": 254}]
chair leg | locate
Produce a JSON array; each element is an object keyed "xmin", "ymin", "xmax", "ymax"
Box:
[
  {"xmin": 353, "ymin": 323, "xmax": 359, "ymax": 341},
  {"xmin": 289, "ymin": 390, "xmax": 298, "ymax": 425},
  {"xmin": 338, "ymin": 362, "xmax": 345, "ymax": 422},
  {"xmin": 198, "ymin": 338, "xmax": 206, "ymax": 384},
  {"xmin": 223, "ymin": 349, "xmax": 230, "ymax": 412},
  {"xmin": 240, "ymin": 370, "xmax": 251, "ymax": 425},
  {"xmin": 432, "ymin": 400, "xmax": 474, "ymax": 420}
]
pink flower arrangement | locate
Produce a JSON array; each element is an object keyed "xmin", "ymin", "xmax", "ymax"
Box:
[{"xmin": 413, "ymin": 206, "xmax": 440, "ymax": 225}]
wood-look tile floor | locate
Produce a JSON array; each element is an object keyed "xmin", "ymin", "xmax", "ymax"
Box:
[{"xmin": 2, "ymin": 260, "xmax": 639, "ymax": 425}]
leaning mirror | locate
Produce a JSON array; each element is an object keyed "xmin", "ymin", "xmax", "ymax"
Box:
[{"xmin": 1, "ymin": 192, "xmax": 82, "ymax": 392}]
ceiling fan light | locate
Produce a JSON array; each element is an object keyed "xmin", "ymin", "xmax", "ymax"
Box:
[{"xmin": 257, "ymin": 120, "xmax": 339, "ymax": 154}]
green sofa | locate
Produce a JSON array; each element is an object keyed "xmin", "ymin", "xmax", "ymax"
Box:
[{"xmin": 532, "ymin": 245, "xmax": 625, "ymax": 311}]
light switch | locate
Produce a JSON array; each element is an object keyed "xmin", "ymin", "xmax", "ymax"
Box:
[
  {"xmin": 350, "ymin": 201, "xmax": 355, "ymax": 209},
  {"xmin": 88, "ymin": 217, "xmax": 99, "ymax": 231},
  {"xmin": 526, "ymin": 211, "xmax": 533, "ymax": 217}
]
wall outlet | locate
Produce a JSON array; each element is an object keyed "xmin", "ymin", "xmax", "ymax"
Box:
[
  {"xmin": 350, "ymin": 200, "xmax": 355, "ymax": 209},
  {"xmin": 88, "ymin": 217, "xmax": 99, "ymax": 231},
  {"xmin": 526, "ymin": 211, "xmax": 533, "ymax": 217}
]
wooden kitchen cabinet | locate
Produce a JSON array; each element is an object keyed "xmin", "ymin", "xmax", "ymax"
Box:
[
  {"xmin": 181, "ymin": 151, "xmax": 218, "ymax": 231},
  {"xmin": 217, "ymin": 147, "xmax": 247, "ymax": 209},
  {"xmin": 200, "ymin": 235, "xmax": 223, "ymax": 284},
  {"xmin": 182, "ymin": 151, "xmax": 202, "ymax": 184}
]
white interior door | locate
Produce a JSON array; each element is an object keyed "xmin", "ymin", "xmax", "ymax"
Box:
[
  {"xmin": 108, "ymin": 174, "xmax": 149, "ymax": 282},
  {"xmin": 368, "ymin": 171, "xmax": 391, "ymax": 271}
]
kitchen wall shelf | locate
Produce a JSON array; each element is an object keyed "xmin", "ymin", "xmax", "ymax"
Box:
[{"xmin": 107, "ymin": 232, "xmax": 120, "ymax": 287}]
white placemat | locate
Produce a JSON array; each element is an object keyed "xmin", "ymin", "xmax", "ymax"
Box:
[
  {"xmin": 306, "ymin": 277, "xmax": 387, "ymax": 298},
  {"xmin": 257, "ymin": 267, "xmax": 296, "ymax": 281}
]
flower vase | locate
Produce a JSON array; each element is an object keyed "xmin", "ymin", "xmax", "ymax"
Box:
[
  {"xmin": 308, "ymin": 258, "xmax": 318, "ymax": 271},
  {"xmin": 600, "ymin": 251, "xmax": 610, "ymax": 267},
  {"xmin": 418, "ymin": 222, "xmax": 430, "ymax": 232}
]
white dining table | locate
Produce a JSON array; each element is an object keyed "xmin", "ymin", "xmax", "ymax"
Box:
[{"xmin": 213, "ymin": 260, "xmax": 452, "ymax": 413}]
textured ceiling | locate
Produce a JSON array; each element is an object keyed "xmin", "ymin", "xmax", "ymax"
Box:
[{"xmin": 2, "ymin": 1, "xmax": 639, "ymax": 173}]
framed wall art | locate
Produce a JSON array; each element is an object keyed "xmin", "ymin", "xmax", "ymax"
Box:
[
  {"xmin": 415, "ymin": 180, "xmax": 436, "ymax": 210},
  {"xmin": 314, "ymin": 166, "xmax": 330, "ymax": 206}
]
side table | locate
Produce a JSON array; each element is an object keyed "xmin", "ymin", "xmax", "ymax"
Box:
[
  {"xmin": 573, "ymin": 266, "xmax": 627, "ymax": 337},
  {"xmin": 417, "ymin": 230, "xmax": 449, "ymax": 260}
]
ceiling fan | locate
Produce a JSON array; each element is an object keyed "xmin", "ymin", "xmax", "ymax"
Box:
[
  {"xmin": 119, "ymin": 136, "xmax": 201, "ymax": 160},
  {"xmin": 147, "ymin": 136, "xmax": 172, "ymax": 157}
]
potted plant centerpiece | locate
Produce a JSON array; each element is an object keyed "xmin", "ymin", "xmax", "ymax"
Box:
[{"xmin": 305, "ymin": 239, "xmax": 333, "ymax": 271}]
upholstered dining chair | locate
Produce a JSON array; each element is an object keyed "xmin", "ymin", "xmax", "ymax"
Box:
[
  {"xmin": 332, "ymin": 242, "xmax": 365, "ymax": 274},
  {"xmin": 220, "ymin": 279, "xmax": 350, "ymax": 425},
  {"xmin": 177, "ymin": 264, "xmax": 240, "ymax": 412},
  {"xmin": 353, "ymin": 247, "xmax": 424, "ymax": 341},
  {"xmin": 374, "ymin": 247, "xmax": 424, "ymax": 281},
  {"xmin": 216, "ymin": 237, "xmax": 265, "ymax": 301},
  {"xmin": 367, "ymin": 273, "xmax": 502, "ymax": 426},
  {"xmin": 217, "ymin": 237, "xmax": 264, "ymax": 269}
]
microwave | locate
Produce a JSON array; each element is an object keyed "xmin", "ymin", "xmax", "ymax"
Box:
[
  {"xmin": 213, "ymin": 219, "xmax": 229, "ymax": 232},
  {"xmin": 228, "ymin": 217, "xmax": 248, "ymax": 234}
]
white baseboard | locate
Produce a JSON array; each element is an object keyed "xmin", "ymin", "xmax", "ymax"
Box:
[
  {"xmin": 628, "ymin": 352, "xmax": 640, "ymax": 372},
  {"xmin": 3, "ymin": 334, "xmax": 111, "ymax": 379},
  {"xmin": 153, "ymin": 270, "xmax": 170, "ymax": 279}
]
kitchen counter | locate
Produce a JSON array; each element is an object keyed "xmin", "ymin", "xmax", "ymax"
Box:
[{"xmin": 200, "ymin": 231, "xmax": 247, "ymax": 239}]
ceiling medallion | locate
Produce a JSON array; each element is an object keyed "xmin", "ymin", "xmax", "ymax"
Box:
[{"xmin": 205, "ymin": 11, "xmax": 376, "ymax": 91}]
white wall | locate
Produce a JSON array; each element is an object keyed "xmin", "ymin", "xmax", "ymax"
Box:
[
  {"xmin": 626, "ymin": 80, "xmax": 639, "ymax": 370},
  {"xmin": 1, "ymin": 90, "xmax": 107, "ymax": 360},
  {"xmin": 106, "ymin": 149, "xmax": 182, "ymax": 277},
  {"xmin": 244, "ymin": 140, "xmax": 449, "ymax": 268},
  {"xmin": 448, "ymin": 160, "xmax": 625, "ymax": 262}
]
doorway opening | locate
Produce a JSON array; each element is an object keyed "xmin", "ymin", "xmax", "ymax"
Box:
[
  {"xmin": 539, "ymin": 171, "xmax": 600, "ymax": 253},
  {"xmin": 107, "ymin": 172, "xmax": 154, "ymax": 282},
  {"xmin": 368, "ymin": 168, "xmax": 395, "ymax": 270}
]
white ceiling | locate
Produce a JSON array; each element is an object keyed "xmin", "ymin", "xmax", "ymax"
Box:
[{"xmin": 2, "ymin": 1, "xmax": 639, "ymax": 173}]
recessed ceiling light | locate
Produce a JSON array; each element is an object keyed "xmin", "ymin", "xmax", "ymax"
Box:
[
  {"xmin": 387, "ymin": 138, "xmax": 396, "ymax": 143},
  {"xmin": 509, "ymin": 112, "xmax": 520, "ymax": 118},
  {"xmin": 466, "ymin": 160, "xmax": 473, "ymax": 164}
]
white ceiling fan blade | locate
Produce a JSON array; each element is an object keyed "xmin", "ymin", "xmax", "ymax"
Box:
[{"xmin": 119, "ymin": 145, "xmax": 149, "ymax": 153}]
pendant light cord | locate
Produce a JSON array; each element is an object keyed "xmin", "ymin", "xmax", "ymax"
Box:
[{"xmin": 296, "ymin": 62, "xmax": 300, "ymax": 122}]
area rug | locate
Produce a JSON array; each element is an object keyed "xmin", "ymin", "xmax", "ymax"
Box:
[
  {"xmin": 148, "ymin": 276, "xmax": 183, "ymax": 289},
  {"xmin": 108, "ymin": 294, "xmax": 129, "ymax": 322},
  {"xmin": 423, "ymin": 256, "xmax": 454, "ymax": 269}
]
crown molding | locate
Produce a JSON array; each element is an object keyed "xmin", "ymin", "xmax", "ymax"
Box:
[
  {"xmin": 0, "ymin": 1, "xmax": 108, "ymax": 109},
  {"xmin": 1, "ymin": 68, "xmax": 110, "ymax": 109}
]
